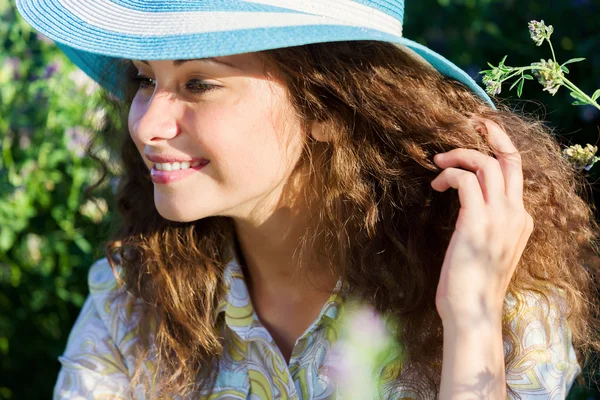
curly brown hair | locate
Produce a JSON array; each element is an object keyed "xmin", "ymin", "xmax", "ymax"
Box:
[{"xmin": 94, "ymin": 40, "xmax": 600, "ymax": 398}]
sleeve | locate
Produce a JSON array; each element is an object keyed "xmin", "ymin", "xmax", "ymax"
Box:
[
  {"xmin": 505, "ymin": 291, "xmax": 581, "ymax": 399},
  {"xmin": 53, "ymin": 259, "xmax": 132, "ymax": 400}
]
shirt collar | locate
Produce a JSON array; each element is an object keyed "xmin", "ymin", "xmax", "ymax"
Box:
[{"xmin": 214, "ymin": 245, "xmax": 344, "ymax": 338}]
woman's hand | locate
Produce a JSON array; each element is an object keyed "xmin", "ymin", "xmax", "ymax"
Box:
[
  {"xmin": 431, "ymin": 118, "xmax": 534, "ymax": 399},
  {"xmin": 431, "ymin": 118, "xmax": 534, "ymax": 323}
]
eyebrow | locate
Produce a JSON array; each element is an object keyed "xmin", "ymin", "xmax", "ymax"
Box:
[{"xmin": 137, "ymin": 57, "xmax": 238, "ymax": 69}]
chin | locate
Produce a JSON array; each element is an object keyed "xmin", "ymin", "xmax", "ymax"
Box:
[{"xmin": 155, "ymin": 202, "xmax": 206, "ymax": 223}]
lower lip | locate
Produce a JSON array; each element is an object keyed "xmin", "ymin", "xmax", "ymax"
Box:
[{"xmin": 150, "ymin": 162, "xmax": 209, "ymax": 184}]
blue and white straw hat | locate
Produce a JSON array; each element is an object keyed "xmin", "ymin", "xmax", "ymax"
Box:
[{"xmin": 16, "ymin": 0, "xmax": 494, "ymax": 106}]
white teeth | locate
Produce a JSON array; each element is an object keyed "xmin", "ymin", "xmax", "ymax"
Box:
[{"xmin": 155, "ymin": 161, "xmax": 205, "ymax": 171}]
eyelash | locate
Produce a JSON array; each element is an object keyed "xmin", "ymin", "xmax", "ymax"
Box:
[{"xmin": 130, "ymin": 75, "xmax": 218, "ymax": 94}]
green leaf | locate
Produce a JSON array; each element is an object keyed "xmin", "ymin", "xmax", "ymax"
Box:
[
  {"xmin": 561, "ymin": 65, "xmax": 570, "ymax": 74},
  {"xmin": 0, "ymin": 228, "xmax": 16, "ymax": 252},
  {"xmin": 74, "ymin": 235, "xmax": 92, "ymax": 254},
  {"xmin": 592, "ymin": 89, "xmax": 600, "ymax": 102},
  {"xmin": 517, "ymin": 79, "xmax": 525, "ymax": 98},
  {"xmin": 572, "ymin": 101, "xmax": 587, "ymax": 106},
  {"xmin": 523, "ymin": 74, "xmax": 534, "ymax": 80},
  {"xmin": 510, "ymin": 78, "xmax": 522, "ymax": 91},
  {"xmin": 570, "ymin": 91, "xmax": 588, "ymax": 103},
  {"xmin": 499, "ymin": 55, "xmax": 508, "ymax": 66},
  {"xmin": 562, "ymin": 57, "xmax": 586, "ymax": 66}
]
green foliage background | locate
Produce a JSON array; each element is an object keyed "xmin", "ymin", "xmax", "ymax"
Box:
[{"xmin": 1, "ymin": 0, "xmax": 599, "ymax": 399}]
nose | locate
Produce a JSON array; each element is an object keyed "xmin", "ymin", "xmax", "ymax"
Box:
[{"xmin": 131, "ymin": 91, "xmax": 182, "ymax": 144}]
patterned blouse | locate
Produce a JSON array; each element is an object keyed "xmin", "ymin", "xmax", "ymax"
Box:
[{"xmin": 54, "ymin": 256, "xmax": 581, "ymax": 399}]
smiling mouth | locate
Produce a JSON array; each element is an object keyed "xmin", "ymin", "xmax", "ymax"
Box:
[
  {"xmin": 150, "ymin": 161, "xmax": 210, "ymax": 184},
  {"xmin": 153, "ymin": 160, "xmax": 209, "ymax": 171}
]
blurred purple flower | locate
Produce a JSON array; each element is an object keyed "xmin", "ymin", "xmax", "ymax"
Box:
[
  {"xmin": 35, "ymin": 32, "xmax": 54, "ymax": 45},
  {"xmin": 18, "ymin": 128, "xmax": 33, "ymax": 150},
  {"xmin": 325, "ymin": 305, "xmax": 393, "ymax": 397},
  {"xmin": 110, "ymin": 177, "xmax": 121, "ymax": 194},
  {"xmin": 580, "ymin": 105, "xmax": 600, "ymax": 123},
  {"xmin": 19, "ymin": 161, "xmax": 38, "ymax": 178},
  {"xmin": 7, "ymin": 57, "xmax": 21, "ymax": 80},
  {"xmin": 349, "ymin": 307, "xmax": 388, "ymax": 342},
  {"xmin": 43, "ymin": 62, "xmax": 61, "ymax": 79},
  {"xmin": 65, "ymin": 126, "xmax": 92, "ymax": 157},
  {"xmin": 19, "ymin": 135, "xmax": 31, "ymax": 150},
  {"xmin": 69, "ymin": 69, "xmax": 100, "ymax": 96}
]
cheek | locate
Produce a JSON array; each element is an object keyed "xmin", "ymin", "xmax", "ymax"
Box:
[
  {"xmin": 127, "ymin": 101, "xmax": 150, "ymax": 166},
  {"xmin": 127, "ymin": 97, "xmax": 140, "ymax": 132},
  {"xmin": 196, "ymin": 98, "xmax": 302, "ymax": 188}
]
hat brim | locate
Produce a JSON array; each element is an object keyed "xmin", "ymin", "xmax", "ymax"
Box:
[{"xmin": 16, "ymin": 0, "xmax": 494, "ymax": 107}]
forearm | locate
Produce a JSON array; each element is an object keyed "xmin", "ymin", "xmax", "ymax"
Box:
[{"xmin": 439, "ymin": 314, "xmax": 506, "ymax": 400}]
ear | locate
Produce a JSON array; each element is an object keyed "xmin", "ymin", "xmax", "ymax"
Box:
[{"xmin": 310, "ymin": 120, "xmax": 330, "ymax": 143}]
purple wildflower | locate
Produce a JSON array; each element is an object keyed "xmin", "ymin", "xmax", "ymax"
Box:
[
  {"xmin": 43, "ymin": 62, "xmax": 61, "ymax": 79},
  {"xmin": 35, "ymin": 32, "xmax": 54, "ymax": 45},
  {"xmin": 482, "ymin": 75, "xmax": 502, "ymax": 96},
  {"xmin": 65, "ymin": 126, "xmax": 92, "ymax": 158},
  {"xmin": 528, "ymin": 20, "xmax": 553, "ymax": 46},
  {"xmin": 69, "ymin": 69, "xmax": 100, "ymax": 96},
  {"xmin": 7, "ymin": 57, "xmax": 21, "ymax": 80},
  {"xmin": 531, "ymin": 59, "xmax": 564, "ymax": 95}
]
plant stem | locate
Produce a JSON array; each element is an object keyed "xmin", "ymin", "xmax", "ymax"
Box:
[
  {"xmin": 494, "ymin": 66, "xmax": 600, "ymax": 110},
  {"xmin": 561, "ymin": 77, "xmax": 600, "ymax": 111},
  {"xmin": 547, "ymin": 38, "xmax": 558, "ymax": 64},
  {"xmin": 498, "ymin": 66, "xmax": 540, "ymax": 85}
]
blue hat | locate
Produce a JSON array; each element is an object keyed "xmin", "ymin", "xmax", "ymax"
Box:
[{"xmin": 16, "ymin": 0, "xmax": 494, "ymax": 107}]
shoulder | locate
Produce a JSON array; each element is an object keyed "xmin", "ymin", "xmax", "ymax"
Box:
[
  {"xmin": 87, "ymin": 257, "xmax": 141, "ymax": 331},
  {"xmin": 82, "ymin": 258, "xmax": 144, "ymax": 367},
  {"xmin": 88, "ymin": 257, "xmax": 121, "ymax": 292},
  {"xmin": 54, "ymin": 258, "xmax": 144, "ymax": 398},
  {"xmin": 87, "ymin": 258, "xmax": 127, "ymax": 324},
  {"xmin": 61, "ymin": 258, "xmax": 146, "ymax": 369},
  {"xmin": 505, "ymin": 289, "xmax": 581, "ymax": 398}
]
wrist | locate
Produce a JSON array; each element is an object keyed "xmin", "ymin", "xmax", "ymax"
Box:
[
  {"xmin": 442, "ymin": 314, "xmax": 503, "ymax": 338},
  {"xmin": 440, "ymin": 311, "xmax": 507, "ymax": 400},
  {"xmin": 436, "ymin": 294, "xmax": 504, "ymax": 329}
]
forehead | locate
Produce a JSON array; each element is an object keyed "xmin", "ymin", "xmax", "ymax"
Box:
[{"xmin": 133, "ymin": 53, "xmax": 265, "ymax": 73}]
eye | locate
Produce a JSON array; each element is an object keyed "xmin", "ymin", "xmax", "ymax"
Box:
[
  {"xmin": 185, "ymin": 79, "xmax": 218, "ymax": 94},
  {"xmin": 130, "ymin": 75, "xmax": 155, "ymax": 90},
  {"xmin": 129, "ymin": 75, "xmax": 218, "ymax": 94}
]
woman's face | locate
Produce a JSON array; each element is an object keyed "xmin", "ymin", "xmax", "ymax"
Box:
[{"xmin": 128, "ymin": 53, "xmax": 307, "ymax": 223}]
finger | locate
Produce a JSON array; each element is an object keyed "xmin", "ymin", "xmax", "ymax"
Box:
[
  {"xmin": 433, "ymin": 149, "xmax": 505, "ymax": 205},
  {"xmin": 431, "ymin": 168, "xmax": 486, "ymax": 210},
  {"xmin": 481, "ymin": 119, "xmax": 524, "ymax": 206}
]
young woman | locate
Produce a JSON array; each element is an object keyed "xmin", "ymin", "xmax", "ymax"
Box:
[{"xmin": 17, "ymin": 1, "xmax": 600, "ymax": 399}]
